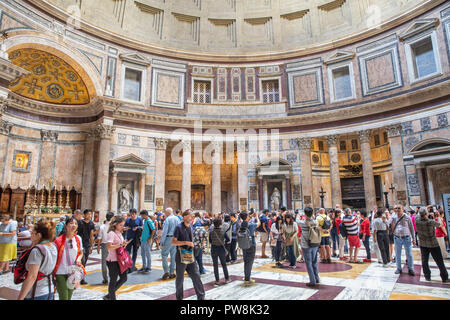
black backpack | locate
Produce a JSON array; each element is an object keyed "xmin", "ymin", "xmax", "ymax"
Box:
[{"xmin": 339, "ymin": 222, "xmax": 348, "ymax": 238}]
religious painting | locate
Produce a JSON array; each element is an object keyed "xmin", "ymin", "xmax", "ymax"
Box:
[
  {"xmin": 240, "ymin": 198, "xmax": 247, "ymax": 206},
  {"xmin": 166, "ymin": 192, "xmax": 179, "ymax": 211},
  {"xmin": 304, "ymin": 196, "xmax": 312, "ymax": 205},
  {"xmin": 156, "ymin": 197, "xmax": 164, "ymax": 207},
  {"xmin": 191, "ymin": 185, "xmax": 205, "ymax": 210},
  {"xmin": 249, "ymin": 186, "xmax": 258, "ymax": 201},
  {"xmin": 397, "ymin": 190, "xmax": 407, "ymax": 201},
  {"xmin": 12, "ymin": 150, "xmax": 32, "ymax": 173},
  {"xmin": 145, "ymin": 185, "xmax": 154, "ymax": 202},
  {"xmin": 292, "ymin": 185, "xmax": 301, "ymax": 200}
]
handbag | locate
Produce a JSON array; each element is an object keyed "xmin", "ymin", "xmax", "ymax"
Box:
[
  {"xmin": 116, "ymin": 246, "xmax": 133, "ymax": 274},
  {"xmin": 179, "ymin": 247, "xmax": 195, "ymax": 264}
]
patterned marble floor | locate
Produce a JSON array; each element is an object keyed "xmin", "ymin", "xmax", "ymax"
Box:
[{"xmin": 1, "ymin": 243, "xmax": 449, "ymax": 300}]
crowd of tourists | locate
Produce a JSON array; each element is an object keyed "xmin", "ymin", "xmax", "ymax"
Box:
[{"xmin": 0, "ymin": 203, "xmax": 448, "ymax": 300}]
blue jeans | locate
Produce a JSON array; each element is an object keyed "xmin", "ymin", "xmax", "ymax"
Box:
[
  {"xmin": 303, "ymin": 246, "xmax": 320, "ymax": 285},
  {"xmin": 287, "ymin": 245, "xmax": 296, "ymax": 266},
  {"xmin": 394, "ymin": 235, "xmax": 414, "ymax": 271},
  {"xmin": 274, "ymin": 240, "xmax": 283, "ymax": 262},
  {"xmin": 330, "ymin": 228, "xmax": 338, "ymax": 253},
  {"xmin": 161, "ymin": 237, "xmax": 176, "ymax": 274},
  {"xmin": 194, "ymin": 247, "xmax": 205, "ymax": 273},
  {"xmin": 24, "ymin": 292, "xmax": 54, "ymax": 300},
  {"xmin": 141, "ymin": 240, "xmax": 151, "ymax": 269}
]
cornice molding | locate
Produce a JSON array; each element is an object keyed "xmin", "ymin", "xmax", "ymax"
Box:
[{"xmin": 0, "ymin": 57, "xmax": 30, "ymax": 82}]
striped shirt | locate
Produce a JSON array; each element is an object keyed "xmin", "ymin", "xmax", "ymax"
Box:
[{"xmin": 342, "ymin": 215, "xmax": 359, "ymax": 236}]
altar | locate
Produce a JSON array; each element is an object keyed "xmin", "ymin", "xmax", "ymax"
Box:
[{"xmin": 256, "ymin": 159, "xmax": 293, "ymax": 211}]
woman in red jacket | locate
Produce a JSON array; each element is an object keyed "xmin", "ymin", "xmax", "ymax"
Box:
[
  {"xmin": 360, "ymin": 210, "xmax": 372, "ymax": 263},
  {"xmin": 53, "ymin": 217, "xmax": 84, "ymax": 300}
]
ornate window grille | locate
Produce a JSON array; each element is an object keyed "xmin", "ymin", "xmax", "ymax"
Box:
[
  {"xmin": 261, "ymin": 80, "xmax": 280, "ymax": 103},
  {"xmin": 193, "ymin": 80, "xmax": 211, "ymax": 103}
]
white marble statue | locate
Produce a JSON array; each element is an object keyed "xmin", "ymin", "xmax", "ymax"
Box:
[
  {"xmin": 119, "ymin": 184, "xmax": 133, "ymax": 213},
  {"xmin": 270, "ymin": 187, "xmax": 281, "ymax": 211}
]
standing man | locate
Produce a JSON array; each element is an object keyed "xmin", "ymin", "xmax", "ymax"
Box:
[
  {"xmin": 239, "ymin": 211, "xmax": 261, "ymax": 286},
  {"xmin": 258, "ymin": 210, "xmax": 270, "ymax": 259},
  {"xmin": 161, "ymin": 207, "xmax": 179, "ymax": 280},
  {"xmin": 229, "ymin": 213, "xmax": 239, "ymax": 263},
  {"xmin": 299, "ymin": 207, "xmax": 320, "ymax": 287},
  {"xmin": 172, "ymin": 209, "xmax": 206, "ymax": 300},
  {"xmin": 78, "ymin": 209, "xmax": 95, "ymax": 285},
  {"xmin": 316, "ymin": 208, "xmax": 332, "ymax": 263},
  {"xmin": 342, "ymin": 208, "xmax": 361, "ymax": 264},
  {"xmin": 222, "ymin": 214, "xmax": 233, "ymax": 263},
  {"xmin": 97, "ymin": 211, "xmax": 115, "ymax": 284},
  {"xmin": 389, "ymin": 204, "xmax": 416, "ymax": 276},
  {"xmin": 124, "ymin": 208, "xmax": 143, "ymax": 273},
  {"xmin": 72, "ymin": 209, "xmax": 82, "ymax": 226},
  {"xmin": 415, "ymin": 207, "xmax": 448, "ymax": 283},
  {"xmin": 139, "ymin": 210, "xmax": 155, "ymax": 273}
]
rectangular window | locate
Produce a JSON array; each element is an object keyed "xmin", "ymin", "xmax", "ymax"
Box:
[
  {"xmin": 123, "ymin": 68, "xmax": 142, "ymax": 102},
  {"xmin": 411, "ymin": 37, "xmax": 437, "ymax": 79},
  {"xmin": 374, "ymin": 134, "xmax": 380, "ymax": 146},
  {"xmin": 193, "ymin": 80, "xmax": 211, "ymax": 103},
  {"xmin": 332, "ymin": 66, "xmax": 352, "ymax": 101},
  {"xmin": 340, "ymin": 140, "xmax": 347, "ymax": 151},
  {"xmin": 261, "ymin": 80, "xmax": 280, "ymax": 103},
  {"xmin": 383, "ymin": 131, "xmax": 388, "ymax": 143},
  {"xmin": 351, "ymin": 139, "xmax": 358, "ymax": 150},
  {"xmin": 318, "ymin": 140, "xmax": 324, "ymax": 151}
]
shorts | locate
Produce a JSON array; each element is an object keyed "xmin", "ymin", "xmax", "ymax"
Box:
[
  {"xmin": 320, "ymin": 236, "xmax": 330, "ymax": 246},
  {"xmin": 260, "ymin": 232, "xmax": 269, "ymax": 243},
  {"xmin": 348, "ymin": 235, "xmax": 361, "ymax": 248},
  {"xmin": 389, "ymin": 233, "xmax": 394, "ymax": 244}
]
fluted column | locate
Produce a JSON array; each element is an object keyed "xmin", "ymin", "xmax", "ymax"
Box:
[
  {"xmin": 298, "ymin": 137, "xmax": 314, "ymax": 208},
  {"xmin": 0, "ymin": 117, "xmax": 12, "ymax": 185},
  {"xmin": 181, "ymin": 140, "xmax": 191, "ymax": 211},
  {"xmin": 39, "ymin": 130, "xmax": 58, "ymax": 185},
  {"xmin": 237, "ymin": 140, "xmax": 248, "ymax": 211},
  {"xmin": 211, "ymin": 141, "xmax": 222, "ymax": 214},
  {"xmin": 110, "ymin": 171, "xmax": 118, "ymax": 213},
  {"xmin": 326, "ymin": 134, "xmax": 342, "ymax": 208},
  {"xmin": 81, "ymin": 129, "xmax": 96, "ymax": 210},
  {"xmin": 139, "ymin": 173, "xmax": 146, "ymax": 211},
  {"xmin": 359, "ymin": 130, "xmax": 377, "ymax": 211},
  {"xmin": 94, "ymin": 124, "xmax": 115, "ymax": 221},
  {"xmin": 154, "ymin": 138, "xmax": 168, "ymax": 211},
  {"xmin": 386, "ymin": 124, "xmax": 408, "ymax": 206}
]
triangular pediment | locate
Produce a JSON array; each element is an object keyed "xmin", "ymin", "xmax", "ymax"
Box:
[
  {"xmin": 399, "ymin": 18, "xmax": 439, "ymax": 40},
  {"xmin": 324, "ymin": 50, "xmax": 355, "ymax": 65},
  {"xmin": 112, "ymin": 153, "xmax": 149, "ymax": 166},
  {"xmin": 119, "ymin": 52, "xmax": 151, "ymax": 66}
]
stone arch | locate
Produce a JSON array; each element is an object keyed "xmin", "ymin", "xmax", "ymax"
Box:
[
  {"xmin": 408, "ymin": 138, "xmax": 450, "ymax": 153},
  {"xmin": 3, "ymin": 34, "xmax": 102, "ymax": 100}
]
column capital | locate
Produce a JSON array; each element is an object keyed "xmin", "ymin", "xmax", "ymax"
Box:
[
  {"xmin": 154, "ymin": 137, "xmax": 169, "ymax": 150},
  {"xmin": 0, "ymin": 98, "xmax": 8, "ymax": 116},
  {"xmin": 297, "ymin": 137, "xmax": 312, "ymax": 150},
  {"xmin": 358, "ymin": 130, "xmax": 372, "ymax": 144},
  {"xmin": 41, "ymin": 129, "xmax": 58, "ymax": 142},
  {"xmin": 181, "ymin": 139, "xmax": 191, "ymax": 152},
  {"xmin": 94, "ymin": 124, "xmax": 115, "ymax": 140},
  {"xmin": 236, "ymin": 140, "xmax": 248, "ymax": 151},
  {"xmin": 386, "ymin": 124, "xmax": 402, "ymax": 138},
  {"xmin": 326, "ymin": 134, "xmax": 339, "ymax": 147},
  {"xmin": 0, "ymin": 119, "xmax": 12, "ymax": 136}
]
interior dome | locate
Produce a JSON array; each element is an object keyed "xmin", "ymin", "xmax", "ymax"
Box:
[{"xmin": 40, "ymin": 0, "xmax": 429, "ymax": 60}]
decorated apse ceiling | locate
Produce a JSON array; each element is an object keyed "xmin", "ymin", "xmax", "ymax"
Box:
[{"xmin": 8, "ymin": 48, "xmax": 90, "ymax": 105}]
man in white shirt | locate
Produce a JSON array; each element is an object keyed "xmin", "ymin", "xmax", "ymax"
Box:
[{"xmin": 97, "ymin": 212, "xmax": 115, "ymax": 285}]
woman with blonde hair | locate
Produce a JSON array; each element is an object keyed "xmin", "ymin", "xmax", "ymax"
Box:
[
  {"xmin": 17, "ymin": 218, "xmax": 57, "ymax": 300},
  {"xmin": 104, "ymin": 215, "xmax": 130, "ymax": 300}
]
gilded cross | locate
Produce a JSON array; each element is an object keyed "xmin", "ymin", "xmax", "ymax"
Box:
[
  {"xmin": 50, "ymin": 69, "xmax": 63, "ymax": 81},
  {"xmin": 68, "ymin": 84, "xmax": 84, "ymax": 101}
]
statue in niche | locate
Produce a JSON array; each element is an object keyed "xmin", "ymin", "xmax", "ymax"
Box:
[
  {"xmin": 270, "ymin": 187, "xmax": 281, "ymax": 211},
  {"xmin": 119, "ymin": 184, "xmax": 134, "ymax": 213}
]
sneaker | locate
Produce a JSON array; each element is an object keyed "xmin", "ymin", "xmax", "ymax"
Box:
[
  {"xmin": 144, "ymin": 268, "xmax": 151, "ymax": 273},
  {"xmin": 442, "ymin": 279, "xmax": 449, "ymax": 283},
  {"xmin": 305, "ymin": 283, "xmax": 317, "ymax": 288},
  {"xmin": 224, "ymin": 279, "xmax": 231, "ymax": 284},
  {"xmin": 137, "ymin": 268, "xmax": 145, "ymax": 273},
  {"xmin": 214, "ymin": 281, "xmax": 221, "ymax": 286},
  {"xmin": 394, "ymin": 269, "xmax": 402, "ymax": 275},
  {"xmin": 363, "ymin": 259, "xmax": 372, "ymax": 263},
  {"xmin": 161, "ymin": 273, "xmax": 170, "ymax": 280},
  {"xmin": 103, "ymin": 294, "xmax": 110, "ymax": 300},
  {"xmin": 327, "ymin": 259, "xmax": 332, "ymax": 264},
  {"xmin": 339, "ymin": 257, "xmax": 347, "ymax": 261},
  {"xmin": 289, "ymin": 265, "xmax": 296, "ymax": 269},
  {"xmin": 408, "ymin": 270, "xmax": 415, "ymax": 276},
  {"xmin": 425, "ymin": 276, "xmax": 431, "ymax": 281},
  {"xmin": 275, "ymin": 262, "xmax": 283, "ymax": 267},
  {"xmin": 383, "ymin": 263, "xmax": 389, "ymax": 268},
  {"xmin": 169, "ymin": 274, "xmax": 176, "ymax": 279},
  {"xmin": 80, "ymin": 279, "xmax": 87, "ymax": 285},
  {"xmin": 243, "ymin": 279, "xmax": 256, "ymax": 286}
]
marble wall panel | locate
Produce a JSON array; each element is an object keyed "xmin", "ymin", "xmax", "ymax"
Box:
[
  {"xmin": 3, "ymin": 138, "xmax": 41, "ymax": 187},
  {"xmin": 365, "ymin": 52, "xmax": 395, "ymax": 89},
  {"xmin": 10, "ymin": 127, "xmax": 41, "ymax": 139},
  {"xmin": 54, "ymin": 144, "xmax": 84, "ymax": 189}
]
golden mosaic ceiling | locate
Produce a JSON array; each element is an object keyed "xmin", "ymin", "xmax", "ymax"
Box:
[{"xmin": 8, "ymin": 48, "xmax": 90, "ymax": 105}]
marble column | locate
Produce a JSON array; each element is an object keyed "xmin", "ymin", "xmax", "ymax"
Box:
[
  {"xmin": 211, "ymin": 141, "xmax": 222, "ymax": 214},
  {"xmin": 94, "ymin": 124, "xmax": 115, "ymax": 222},
  {"xmin": 258, "ymin": 176, "xmax": 264, "ymax": 210},
  {"xmin": 181, "ymin": 140, "xmax": 191, "ymax": 211},
  {"xmin": 359, "ymin": 130, "xmax": 377, "ymax": 212},
  {"xmin": 386, "ymin": 124, "xmax": 408, "ymax": 206},
  {"xmin": 39, "ymin": 130, "xmax": 58, "ymax": 186},
  {"xmin": 0, "ymin": 119, "xmax": 12, "ymax": 185},
  {"xmin": 231, "ymin": 160, "xmax": 238, "ymax": 211},
  {"xmin": 139, "ymin": 173, "xmax": 146, "ymax": 211},
  {"xmin": 110, "ymin": 171, "xmax": 118, "ymax": 213},
  {"xmin": 298, "ymin": 137, "xmax": 314, "ymax": 208},
  {"xmin": 237, "ymin": 141, "xmax": 248, "ymax": 211},
  {"xmin": 81, "ymin": 129, "xmax": 96, "ymax": 210},
  {"xmin": 154, "ymin": 138, "xmax": 168, "ymax": 211},
  {"xmin": 286, "ymin": 176, "xmax": 292, "ymax": 210},
  {"xmin": 416, "ymin": 165, "xmax": 427, "ymax": 205},
  {"xmin": 326, "ymin": 134, "xmax": 342, "ymax": 208}
]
